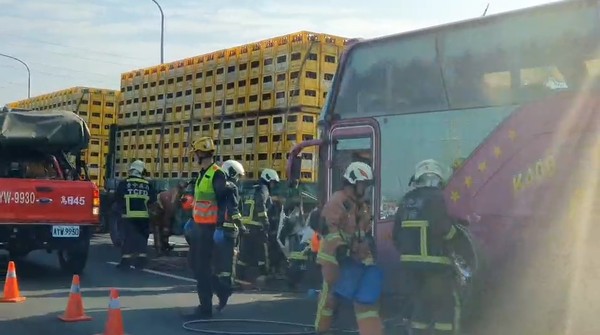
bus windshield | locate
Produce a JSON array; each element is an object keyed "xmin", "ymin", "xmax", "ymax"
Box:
[{"xmin": 331, "ymin": 2, "xmax": 600, "ymax": 119}]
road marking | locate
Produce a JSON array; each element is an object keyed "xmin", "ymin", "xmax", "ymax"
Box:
[
  {"xmin": 147, "ymin": 237, "xmax": 188, "ymax": 246},
  {"xmin": 106, "ymin": 261, "xmax": 196, "ymax": 283}
]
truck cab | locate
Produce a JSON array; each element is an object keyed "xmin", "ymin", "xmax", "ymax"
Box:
[{"xmin": 0, "ymin": 108, "xmax": 100, "ymax": 274}]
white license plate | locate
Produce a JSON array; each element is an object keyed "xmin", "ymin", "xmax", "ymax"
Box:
[{"xmin": 52, "ymin": 226, "xmax": 80, "ymax": 238}]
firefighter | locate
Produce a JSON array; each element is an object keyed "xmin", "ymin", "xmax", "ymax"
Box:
[
  {"xmin": 213, "ymin": 159, "xmax": 247, "ymax": 312},
  {"xmin": 187, "ymin": 136, "xmax": 228, "ymax": 319},
  {"xmin": 115, "ymin": 160, "xmax": 157, "ymax": 270},
  {"xmin": 236, "ymin": 168, "xmax": 280, "ymax": 283},
  {"xmin": 392, "ymin": 159, "xmax": 460, "ymax": 334},
  {"xmin": 315, "ymin": 162, "xmax": 383, "ymax": 335}
]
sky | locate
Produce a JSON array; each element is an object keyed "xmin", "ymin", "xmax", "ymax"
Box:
[{"xmin": 0, "ymin": 0, "xmax": 561, "ymax": 105}]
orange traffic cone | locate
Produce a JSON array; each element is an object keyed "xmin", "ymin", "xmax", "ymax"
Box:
[
  {"xmin": 94, "ymin": 288, "xmax": 127, "ymax": 335},
  {"xmin": 58, "ymin": 275, "xmax": 92, "ymax": 322},
  {"xmin": 0, "ymin": 261, "xmax": 26, "ymax": 303}
]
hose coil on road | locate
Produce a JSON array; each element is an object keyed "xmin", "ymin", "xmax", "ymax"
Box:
[{"xmin": 182, "ymin": 317, "xmax": 405, "ymax": 335}]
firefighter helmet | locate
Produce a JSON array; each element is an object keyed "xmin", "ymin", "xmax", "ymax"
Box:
[
  {"xmin": 129, "ymin": 160, "xmax": 145, "ymax": 175},
  {"xmin": 222, "ymin": 159, "xmax": 245, "ymax": 180},
  {"xmin": 413, "ymin": 159, "xmax": 445, "ymax": 188},
  {"xmin": 190, "ymin": 136, "xmax": 216, "ymax": 154},
  {"xmin": 260, "ymin": 168, "xmax": 280, "ymax": 183},
  {"xmin": 343, "ymin": 161, "xmax": 373, "ymax": 185}
]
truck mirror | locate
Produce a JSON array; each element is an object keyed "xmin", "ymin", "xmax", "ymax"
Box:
[{"xmin": 290, "ymin": 155, "xmax": 302, "ymax": 182}]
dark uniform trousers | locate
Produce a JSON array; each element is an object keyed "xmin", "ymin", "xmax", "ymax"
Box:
[
  {"xmin": 121, "ymin": 218, "xmax": 149, "ymax": 267},
  {"xmin": 406, "ymin": 267, "xmax": 460, "ymax": 335},
  {"xmin": 188, "ymin": 223, "xmax": 216, "ymax": 312},
  {"xmin": 213, "ymin": 224, "xmax": 238, "ymax": 300},
  {"xmin": 236, "ymin": 225, "xmax": 268, "ymax": 279},
  {"xmin": 189, "ymin": 223, "xmax": 238, "ymax": 311}
]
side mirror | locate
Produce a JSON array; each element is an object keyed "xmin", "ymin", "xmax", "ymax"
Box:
[{"xmin": 290, "ymin": 155, "xmax": 302, "ymax": 182}]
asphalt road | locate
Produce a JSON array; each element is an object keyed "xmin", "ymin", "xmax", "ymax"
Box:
[{"xmin": 0, "ymin": 234, "xmax": 320, "ymax": 335}]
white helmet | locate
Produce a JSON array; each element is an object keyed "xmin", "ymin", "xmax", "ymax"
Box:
[
  {"xmin": 129, "ymin": 160, "xmax": 145, "ymax": 177},
  {"xmin": 222, "ymin": 160, "xmax": 245, "ymax": 180},
  {"xmin": 413, "ymin": 159, "xmax": 444, "ymax": 188},
  {"xmin": 343, "ymin": 161, "xmax": 374, "ymax": 185},
  {"xmin": 260, "ymin": 168, "xmax": 280, "ymax": 183}
]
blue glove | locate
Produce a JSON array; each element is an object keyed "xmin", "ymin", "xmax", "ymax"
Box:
[{"xmin": 213, "ymin": 228, "xmax": 225, "ymax": 244}]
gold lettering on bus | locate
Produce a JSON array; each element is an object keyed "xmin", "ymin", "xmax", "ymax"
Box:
[{"xmin": 512, "ymin": 155, "xmax": 556, "ymax": 195}]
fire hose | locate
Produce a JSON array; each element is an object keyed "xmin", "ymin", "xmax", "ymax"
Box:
[{"xmin": 182, "ymin": 317, "xmax": 406, "ymax": 335}]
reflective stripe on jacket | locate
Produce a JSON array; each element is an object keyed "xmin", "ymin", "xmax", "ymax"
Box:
[
  {"xmin": 122, "ymin": 177, "xmax": 151, "ymax": 219},
  {"xmin": 193, "ymin": 164, "xmax": 221, "ymax": 224},
  {"xmin": 399, "ymin": 220, "xmax": 456, "ymax": 265}
]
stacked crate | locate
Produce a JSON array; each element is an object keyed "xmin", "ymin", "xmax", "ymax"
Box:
[
  {"xmin": 7, "ymin": 87, "xmax": 120, "ymax": 187},
  {"xmin": 115, "ymin": 31, "xmax": 348, "ymax": 182}
]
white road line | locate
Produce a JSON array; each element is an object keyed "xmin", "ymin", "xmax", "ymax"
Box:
[
  {"xmin": 147, "ymin": 237, "xmax": 188, "ymax": 246},
  {"xmin": 106, "ymin": 261, "xmax": 196, "ymax": 283}
]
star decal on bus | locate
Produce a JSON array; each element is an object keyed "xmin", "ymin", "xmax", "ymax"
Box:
[
  {"xmin": 464, "ymin": 176, "xmax": 473, "ymax": 188},
  {"xmin": 508, "ymin": 130, "xmax": 517, "ymax": 141},
  {"xmin": 450, "ymin": 191, "xmax": 461, "ymax": 203},
  {"xmin": 478, "ymin": 161, "xmax": 487, "ymax": 172},
  {"xmin": 494, "ymin": 146, "xmax": 502, "ymax": 158}
]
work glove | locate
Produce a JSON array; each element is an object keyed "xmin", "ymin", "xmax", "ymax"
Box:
[
  {"xmin": 213, "ymin": 227, "xmax": 225, "ymax": 244},
  {"xmin": 233, "ymin": 218, "xmax": 249, "ymax": 234}
]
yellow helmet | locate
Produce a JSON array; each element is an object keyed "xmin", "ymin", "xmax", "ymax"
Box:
[{"xmin": 190, "ymin": 136, "xmax": 216, "ymax": 154}]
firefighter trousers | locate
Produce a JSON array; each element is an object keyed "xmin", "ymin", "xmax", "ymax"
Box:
[
  {"xmin": 236, "ymin": 225, "xmax": 268, "ymax": 280},
  {"xmin": 188, "ymin": 223, "xmax": 216, "ymax": 313},
  {"xmin": 120, "ymin": 218, "xmax": 149, "ymax": 268},
  {"xmin": 406, "ymin": 268, "xmax": 460, "ymax": 335},
  {"xmin": 315, "ymin": 262, "xmax": 383, "ymax": 335},
  {"xmin": 213, "ymin": 226, "xmax": 237, "ymax": 303}
]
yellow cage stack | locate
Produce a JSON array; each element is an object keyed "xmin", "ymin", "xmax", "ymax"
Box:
[
  {"xmin": 8, "ymin": 87, "xmax": 120, "ymax": 188},
  {"xmin": 115, "ymin": 31, "xmax": 349, "ymax": 183}
]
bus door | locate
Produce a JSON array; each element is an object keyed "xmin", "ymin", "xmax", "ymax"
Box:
[{"xmin": 327, "ymin": 122, "xmax": 379, "ymax": 239}]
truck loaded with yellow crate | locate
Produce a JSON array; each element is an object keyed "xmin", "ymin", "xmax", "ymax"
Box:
[{"xmin": 102, "ymin": 31, "xmax": 350, "ymax": 243}]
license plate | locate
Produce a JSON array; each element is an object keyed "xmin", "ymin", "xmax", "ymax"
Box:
[{"xmin": 52, "ymin": 226, "xmax": 80, "ymax": 238}]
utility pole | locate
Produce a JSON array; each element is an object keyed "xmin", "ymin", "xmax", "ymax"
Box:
[{"xmin": 0, "ymin": 53, "xmax": 31, "ymax": 98}]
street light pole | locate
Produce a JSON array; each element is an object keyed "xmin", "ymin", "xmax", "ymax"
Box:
[
  {"xmin": 149, "ymin": 0, "xmax": 169, "ymax": 177},
  {"xmin": 0, "ymin": 53, "xmax": 31, "ymax": 98},
  {"xmin": 151, "ymin": 0, "xmax": 165, "ymax": 65}
]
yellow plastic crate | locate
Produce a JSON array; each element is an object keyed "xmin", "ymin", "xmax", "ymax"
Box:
[
  {"xmin": 260, "ymin": 92, "xmax": 274, "ymax": 110},
  {"xmin": 267, "ymin": 116, "xmax": 282, "ymax": 135},
  {"xmin": 249, "ymin": 42, "xmax": 262, "ymax": 63},
  {"xmin": 248, "ymin": 77, "xmax": 260, "ymax": 96},
  {"xmin": 285, "ymin": 112, "xmax": 317, "ymax": 133},
  {"xmin": 233, "ymin": 137, "xmax": 244, "ymax": 153},
  {"xmin": 235, "ymin": 95, "xmax": 248, "ymax": 114},
  {"xmin": 274, "ymin": 91, "xmax": 288, "ymax": 108},
  {"xmin": 274, "ymin": 35, "xmax": 290, "ymax": 73},
  {"xmin": 247, "ymin": 94, "xmax": 258, "ymax": 112},
  {"xmin": 215, "ymin": 50, "xmax": 227, "ymax": 84},
  {"xmin": 258, "ymin": 116, "xmax": 271, "ymax": 135}
]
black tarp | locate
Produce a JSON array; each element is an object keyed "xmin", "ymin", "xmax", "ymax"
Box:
[{"xmin": 0, "ymin": 109, "xmax": 90, "ymax": 153}]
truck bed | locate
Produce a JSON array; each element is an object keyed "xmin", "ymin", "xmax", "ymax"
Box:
[{"xmin": 0, "ymin": 178, "xmax": 99, "ymax": 225}]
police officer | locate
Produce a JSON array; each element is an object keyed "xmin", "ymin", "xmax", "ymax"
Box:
[
  {"xmin": 115, "ymin": 160, "xmax": 157, "ymax": 270},
  {"xmin": 213, "ymin": 159, "xmax": 247, "ymax": 312},
  {"xmin": 187, "ymin": 136, "xmax": 228, "ymax": 319},
  {"xmin": 393, "ymin": 159, "xmax": 460, "ymax": 335},
  {"xmin": 315, "ymin": 162, "xmax": 383, "ymax": 335},
  {"xmin": 236, "ymin": 168, "xmax": 280, "ymax": 283}
]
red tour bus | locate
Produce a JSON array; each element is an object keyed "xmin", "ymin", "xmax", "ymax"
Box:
[{"xmin": 287, "ymin": 0, "xmax": 600, "ymax": 332}]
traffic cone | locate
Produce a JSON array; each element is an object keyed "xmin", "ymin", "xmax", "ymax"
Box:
[
  {"xmin": 94, "ymin": 288, "xmax": 127, "ymax": 335},
  {"xmin": 0, "ymin": 261, "xmax": 26, "ymax": 303},
  {"xmin": 58, "ymin": 275, "xmax": 92, "ymax": 322}
]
